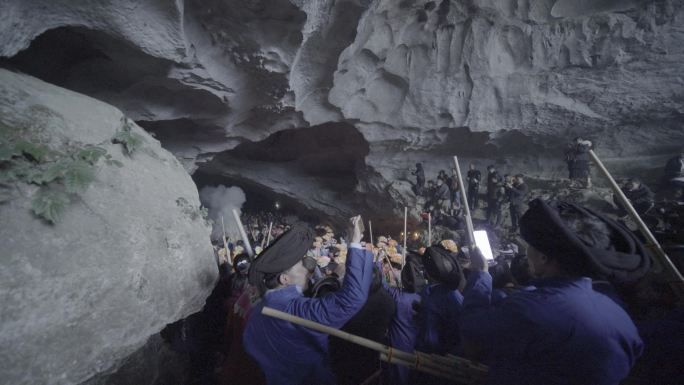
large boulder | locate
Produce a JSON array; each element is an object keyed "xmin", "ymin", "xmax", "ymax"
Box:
[{"xmin": 0, "ymin": 69, "xmax": 217, "ymax": 385}]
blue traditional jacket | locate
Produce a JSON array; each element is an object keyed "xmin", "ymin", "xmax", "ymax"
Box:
[
  {"xmin": 415, "ymin": 283, "xmax": 464, "ymax": 355},
  {"xmin": 243, "ymin": 246, "xmax": 373, "ymax": 385},
  {"xmin": 384, "ymin": 286, "xmax": 421, "ymax": 385},
  {"xmin": 460, "ymin": 271, "xmax": 643, "ymax": 385}
]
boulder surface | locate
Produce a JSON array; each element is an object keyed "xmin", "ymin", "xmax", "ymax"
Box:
[{"xmin": 0, "ymin": 69, "xmax": 217, "ymax": 385}]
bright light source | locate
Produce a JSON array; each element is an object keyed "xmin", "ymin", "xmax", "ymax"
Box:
[
  {"xmin": 473, "ymin": 230, "xmax": 494, "ymax": 261},
  {"xmin": 274, "ymin": 202, "xmax": 281, "ymax": 209}
]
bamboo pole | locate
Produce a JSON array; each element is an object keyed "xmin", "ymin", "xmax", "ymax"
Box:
[
  {"xmin": 379, "ymin": 352, "xmax": 450, "ymax": 379},
  {"xmin": 428, "ymin": 212, "xmax": 432, "ymax": 246},
  {"xmin": 261, "ymin": 306, "xmax": 488, "ymax": 383},
  {"xmin": 454, "ymin": 156, "xmax": 475, "ymax": 247},
  {"xmin": 380, "ymin": 250, "xmax": 401, "ymax": 287},
  {"xmin": 265, "ymin": 221, "xmax": 273, "ymax": 246},
  {"xmin": 369, "ymin": 220, "xmax": 374, "ymax": 246},
  {"xmin": 232, "ymin": 208, "xmax": 254, "ymax": 258},
  {"xmin": 220, "ymin": 215, "xmax": 231, "ymax": 266},
  {"xmin": 263, "ymin": 306, "xmax": 413, "ymax": 361},
  {"xmin": 261, "ymin": 221, "xmax": 273, "ymax": 249},
  {"xmin": 589, "ymin": 150, "xmax": 684, "ymax": 298},
  {"xmin": 403, "ymin": 206, "xmax": 408, "ymax": 268}
]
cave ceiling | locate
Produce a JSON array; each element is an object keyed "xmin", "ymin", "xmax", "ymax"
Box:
[{"xmin": 2, "ymin": 0, "xmax": 684, "ymax": 220}]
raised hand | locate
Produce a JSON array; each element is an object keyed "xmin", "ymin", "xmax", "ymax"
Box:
[{"xmin": 347, "ymin": 215, "xmax": 364, "ymax": 244}]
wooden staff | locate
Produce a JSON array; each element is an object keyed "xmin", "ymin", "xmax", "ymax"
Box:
[
  {"xmin": 220, "ymin": 215, "xmax": 231, "ymax": 266},
  {"xmin": 589, "ymin": 150, "xmax": 684, "ymax": 297},
  {"xmin": 265, "ymin": 221, "xmax": 273, "ymax": 246},
  {"xmin": 379, "ymin": 352, "xmax": 450, "ymax": 379},
  {"xmin": 454, "ymin": 156, "xmax": 475, "ymax": 247},
  {"xmin": 261, "ymin": 221, "xmax": 273, "ymax": 249},
  {"xmin": 232, "ymin": 208, "xmax": 254, "ymax": 258},
  {"xmin": 428, "ymin": 212, "xmax": 432, "ymax": 246},
  {"xmin": 380, "ymin": 250, "xmax": 401, "ymax": 287},
  {"xmin": 261, "ymin": 307, "xmax": 488, "ymax": 382},
  {"xmin": 403, "ymin": 206, "xmax": 408, "ymax": 268},
  {"xmin": 369, "ymin": 220, "xmax": 374, "ymax": 246}
]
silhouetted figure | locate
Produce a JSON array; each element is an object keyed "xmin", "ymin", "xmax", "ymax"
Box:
[
  {"xmin": 505, "ymin": 174, "xmax": 529, "ymax": 233},
  {"xmin": 486, "ymin": 165, "xmax": 503, "ymax": 225},
  {"xmin": 467, "ymin": 163, "xmax": 481, "ymax": 210},
  {"xmin": 565, "ymin": 137, "xmax": 593, "ymax": 188}
]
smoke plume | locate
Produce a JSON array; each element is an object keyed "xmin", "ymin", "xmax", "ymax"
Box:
[{"xmin": 199, "ymin": 185, "xmax": 247, "ymax": 242}]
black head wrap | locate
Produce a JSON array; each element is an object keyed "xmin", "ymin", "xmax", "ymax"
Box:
[
  {"xmin": 422, "ymin": 245, "xmax": 464, "ymax": 289},
  {"xmin": 248, "ymin": 223, "xmax": 315, "ymax": 292},
  {"xmin": 402, "ymin": 252, "xmax": 428, "ymax": 293},
  {"xmin": 520, "ymin": 199, "xmax": 651, "ymax": 283}
]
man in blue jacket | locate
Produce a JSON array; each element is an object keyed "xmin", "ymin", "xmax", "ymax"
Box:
[
  {"xmin": 383, "ymin": 252, "xmax": 425, "ymax": 385},
  {"xmin": 415, "ymin": 245, "xmax": 465, "ymax": 356},
  {"xmin": 243, "ymin": 216, "xmax": 373, "ymax": 385},
  {"xmin": 460, "ymin": 199, "xmax": 647, "ymax": 385}
]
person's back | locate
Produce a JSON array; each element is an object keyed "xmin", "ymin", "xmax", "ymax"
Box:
[
  {"xmin": 329, "ymin": 280, "xmax": 396, "ymax": 385},
  {"xmin": 434, "ymin": 181, "xmax": 450, "ymax": 201},
  {"xmin": 487, "ymin": 169, "xmax": 501, "ymax": 199},
  {"xmin": 416, "ymin": 283, "xmax": 463, "ymax": 355},
  {"xmin": 461, "ymin": 199, "xmax": 648, "ymax": 385},
  {"xmin": 462, "ymin": 272, "xmax": 642, "ymax": 385}
]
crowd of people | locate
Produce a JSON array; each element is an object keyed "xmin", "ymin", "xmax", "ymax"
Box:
[
  {"xmin": 159, "ymin": 145, "xmax": 684, "ymax": 385},
  {"xmin": 413, "ymin": 143, "xmax": 684, "ymax": 239}
]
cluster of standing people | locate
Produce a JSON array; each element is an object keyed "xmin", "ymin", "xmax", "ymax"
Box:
[
  {"xmin": 203, "ymin": 200, "xmax": 670, "ymax": 385},
  {"xmin": 413, "ymin": 162, "xmax": 529, "ymax": 234},
  {"xmin": 162, "ymin": 144, "xmax": 684, "ymax": 385}
]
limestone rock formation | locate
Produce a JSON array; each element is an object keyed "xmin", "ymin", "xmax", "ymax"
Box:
[
  {"xmin": 330, "ymin": 0, "xmax": 684, "ymax": 184},
  {"xmin": 2, "ymin": 0, "xmax": 683, "ymax": 223},
  {"xmin": 0, "ymin": 69, "xmax": 217, "ymax": 385}
]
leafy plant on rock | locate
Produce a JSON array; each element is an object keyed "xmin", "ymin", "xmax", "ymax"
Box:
[
  {"xmin": 176, "ymin": 197, "xmax": 212, "ymax": 225},
  {"xmin": 0, "ymin": 120, "xmax": 124, "ymax": 223},
  {"xmin": 112, "ymin": 117, "xmax": 145, "ymax": 156}
]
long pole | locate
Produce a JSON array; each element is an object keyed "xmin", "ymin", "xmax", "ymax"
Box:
[
  {"xmin": 265, "ymin": 221, "xmax": 273, "ymax": 246},
  {"xmin": 454, "ymin": 156, "xmax": 475, "ymax": 247},
  {"xmin": 232, "ymin": 208, "xmax": 254, "ymax": 258},
  {"xmin": 403, "ymin": 207, "xmax": 408, "ymax": 268},
  {"xmin": 369, "ymin": 220, "xmax": 374, "ymax": 246},
  {"xmin": 261, "ymin": 221, "xmax": 273, "ymax": 249},
  {"xmin": 261, "ymin": 307, "xmax": 488, "ymax": 382},
  {"xmin": 589, "ymin": 150, "xmax": 684, "ymax": 298},
  {"xmin": 220, "ymin": 215, "xmax": 231, "ymax": 266},
  {"xmin": 428, "ymin": 212, "xmax": 432, "ymax": 246}
]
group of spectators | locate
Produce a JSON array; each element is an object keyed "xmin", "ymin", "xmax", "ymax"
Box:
[
  {"xmin": 412, "ymin": 144, "xmax": 684, "ymax": 237},
  {"xmin": 412, "ymin": 162, "xmax": 529, "ymax": 234}
]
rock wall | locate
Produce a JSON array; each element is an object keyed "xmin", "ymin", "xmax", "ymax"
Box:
[
  {"xmin": 0, "ymin": 69, "xmax": 217, "ymax": 385},
  {"xmin": 1, "ymin": 0, "xmax": 684, "ymax": 222}
]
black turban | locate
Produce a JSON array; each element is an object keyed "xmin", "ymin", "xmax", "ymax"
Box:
[
  {"xmin": 422, "ymin": 245, "xmax": 464, "ymax": 289},
  {"xmin": 248, "ymin": 223, "xmax": 315, "ymax": 292},
  {"xmin": 520, "ymin": 198, "xmax": 651, "ymax": 283},
  {"xmin": 402, "ymin": 252, "xmax": 428, "ymax": 293}
]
